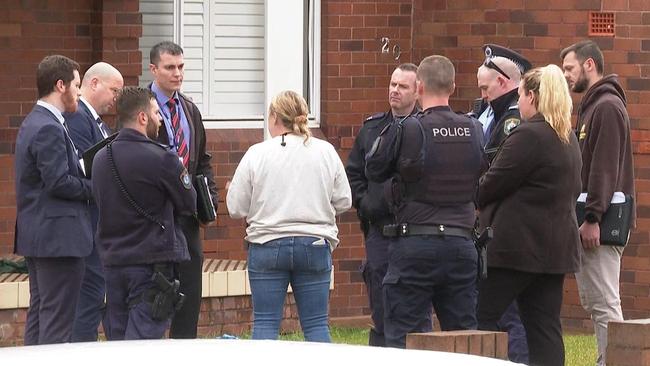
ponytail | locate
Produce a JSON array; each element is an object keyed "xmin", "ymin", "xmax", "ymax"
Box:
[
  {"xmin": 522, "ymin": 65, "xmax": 573, "ymax": 144},
  {"xmin": 269, "ymin": 90, "xmax": 311, "ymax": 144}
]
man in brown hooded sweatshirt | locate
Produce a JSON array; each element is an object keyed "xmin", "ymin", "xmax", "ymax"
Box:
[{"xmin": 561, "ymin": 40, "xmax": 635, "ymax": 366}]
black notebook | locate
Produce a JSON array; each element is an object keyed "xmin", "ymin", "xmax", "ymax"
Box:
[
  {"xmin": 195, "ymin": 174, "xmax": 217, "ymax": 223},
  {"xmin": 81, "ymin": 132, "xmax": 118, "ymax": 179},
  {"xmin": 576, "ymin": 192, "xmax": 634, "ymax": 246}
]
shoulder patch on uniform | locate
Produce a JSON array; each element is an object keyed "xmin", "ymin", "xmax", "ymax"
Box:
[
  {"xmin": 364, "ymin": 112, "xmax": 387, "ymax": 123},
  {"xmin": 503, "ymin": 117, "xmax": 520, "ymax": 135},
  {"xmin": 180, "ymin": 168, "xmax": 192, "ymax": 189}
]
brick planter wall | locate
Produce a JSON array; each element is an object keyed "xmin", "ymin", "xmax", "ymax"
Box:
[{"xmin": 0, "ymin": 294, "xmax": 299, "ymax": 346}]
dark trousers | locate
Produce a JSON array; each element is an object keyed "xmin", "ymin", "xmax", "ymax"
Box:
[
  {"xmin": 72, "ymin": 243, "xmax": 106, "ymax": 342},
  {"xmin": 497, "ymin": 301, "xmax": 529, "ymax": 364},
  {"xmin": 25, "ymin": 257, "xmax": 84, "ymax": 345},
  {"xmin": 362, "ymin": 226, "xmax": 390, "ymax": 346},
  {"xmin": 104, "ymin": 264, "xmax": 170, "ymax": 340},
  {"xmin": 477, "ymin": 267, "xmax": 565, "ymax": 366},
  {"xmin": 383, "ymin": 235, "xmax": 477, "ymax": 348},
  {"xmin": 169, "ymin": 216, "xmax": 203, "ymax": 338}
]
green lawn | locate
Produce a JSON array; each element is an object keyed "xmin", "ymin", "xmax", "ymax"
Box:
[{"xmin": 259, "ymin": 327, "xmax": 598, "ymax": 365}]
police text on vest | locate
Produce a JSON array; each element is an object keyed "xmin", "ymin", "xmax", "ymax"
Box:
[{"xmin": 432, "ymin": 127, "xmax": 471, "ymax": 137}]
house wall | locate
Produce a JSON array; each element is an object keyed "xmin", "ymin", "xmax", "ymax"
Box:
[{"xmin": 1, "ymin": 0, "xmax": 649, "ymax": 334}]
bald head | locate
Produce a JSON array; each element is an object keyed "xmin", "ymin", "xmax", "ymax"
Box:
[
  {"xmin": 81, "ymin": 62, "xmax": 124, "ymax": 115},
  {"xmin": 477, "ymin": 57, "xmax": 522, "ymax": 102}
]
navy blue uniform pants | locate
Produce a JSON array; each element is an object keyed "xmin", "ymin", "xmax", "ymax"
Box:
[
  {"xmin": 497, "ymin": 301, "xmax": 529, "ymax": 364},
  {"xmin": 104, "ymin": 264, "xmax": 171, "ymax": 340},
  {"xmin": 72, "ymin": 243, "xmax": 106, "ymax": 342},
  {"xmin": 383, "ymin": 235, "xmax": 478, "ymax": 348},
  {"xmin": 362, "ymin": 226, "xmax": 390, "ymax": 346},
  {"xmin": 169, "ymin": 216, "xmax": 202, "ymax": 339},
  {"xmin": 478, "ymin": 268, "xmax": 565, "ymax": 366},
  {"xmin": 25, "ymin": 257, "xmax": 84, "ymax": 345}
]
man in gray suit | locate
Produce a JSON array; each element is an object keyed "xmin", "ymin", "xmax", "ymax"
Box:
[{"xmin": 14, "ymin": 55, "xmax": 93, "ymax": 345}]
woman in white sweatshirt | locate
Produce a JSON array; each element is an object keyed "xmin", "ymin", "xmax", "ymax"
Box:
[{"xmin": 226, "ymin": 90, "xmax": 352, "ymax": 342}]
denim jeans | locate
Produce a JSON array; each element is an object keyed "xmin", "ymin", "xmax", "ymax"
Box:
[{"xmin": 248, "ymin": 236, "xmax": 332, "ymax": 342}]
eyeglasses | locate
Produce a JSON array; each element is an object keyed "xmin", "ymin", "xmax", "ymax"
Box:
[{"xmin": 483, "ymin": 57, "xmax": 511, "ymax": 80}]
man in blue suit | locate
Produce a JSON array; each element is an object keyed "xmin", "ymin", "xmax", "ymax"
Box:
[
  {"xmin": 64, "ymin": 62, "xmax": 123, "ymax": 342},
  {"xmin": 14, "ymin": 55, "xmax": 93, "ymax": 345}
]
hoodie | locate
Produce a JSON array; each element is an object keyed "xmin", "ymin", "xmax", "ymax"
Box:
[{"xmin": 577, "ymin": 74, "xmax": 636, "ymax": 224}]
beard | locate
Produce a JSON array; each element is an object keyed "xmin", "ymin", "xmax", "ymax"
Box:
[
  {"xmin": 62, "ymin": 88, "xmax": 78, "ymax": 113},
  {"xmin": 145, "ymin": 116, "xmax": 160, "ymax": 139},
  {"xmin": 571, "ymin": 67, "xmax": 590, "ymax": 93}
]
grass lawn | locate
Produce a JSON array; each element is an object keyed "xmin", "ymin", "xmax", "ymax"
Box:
[{"xmin": 251, "ymin": 327, "xmax": 597, "ymax": 365}]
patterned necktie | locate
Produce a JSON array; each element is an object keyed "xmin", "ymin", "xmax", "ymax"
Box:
[{"xmin": 167, "ymin": 98, "xmax": 189, "ymax": 167}]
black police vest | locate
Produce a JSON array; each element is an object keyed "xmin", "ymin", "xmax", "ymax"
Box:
[{"xmin": 398, "ymin": 108, "xmax": 484, "ymax": 205}]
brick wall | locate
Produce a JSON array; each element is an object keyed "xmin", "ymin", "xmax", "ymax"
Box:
[
  {"xmin": 0, "ymin": 0, "xmax": 142, "ymax": 255},
  {"xmin": 408, "ymin": 0, "xmax": 650, "ymax": 331},
  {"xmin": 0, "ymin": 294, "xmax": 299, "ymax": 345},
  {"xmin": 2, "ymin": 0, "xmax": 650, "ymax": 335},
  {"xmin": 320, "ymin": 0, "xmax": 415, "ymax": 318}
]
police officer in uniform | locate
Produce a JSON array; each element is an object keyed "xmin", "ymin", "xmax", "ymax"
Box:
[
  {"xmin": 472, "ymin": 44, "xmax": 532, "ymax": 364},
  {"xmin": 473, "ymin": 44, "xmax": 532, "ymax": 162},
  {"xmin": 346, "ymin": 63, "xmax": 426, "ymax": 347},
  {"xmin": 92, "ymin": 86, "xmax": 197, "ymax": 340},
  {"xmin": 366, "ymin": 55, "xmax": 487, "ymax": 348}
]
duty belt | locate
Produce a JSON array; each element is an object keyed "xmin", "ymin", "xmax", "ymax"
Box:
[{"xmin": 382, "ymin": 223, "xmax": 473, "ymax": 240}]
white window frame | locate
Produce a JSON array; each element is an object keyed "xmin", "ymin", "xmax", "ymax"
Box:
[{"xmin": 166, "ymin": 0, "xmax": 320, "ymax": 131}]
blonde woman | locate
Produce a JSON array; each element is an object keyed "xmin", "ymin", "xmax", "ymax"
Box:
[
  {"xmin": 476, "ymin": 65, "xmax": 582, "ymax": 366},
  {"xmin": 226, "ymin": 91, "xmax": 351, "ymax": 342}
]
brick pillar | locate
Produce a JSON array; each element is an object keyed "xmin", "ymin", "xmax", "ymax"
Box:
[{"xmin": 608, "ymin": 319, "xmax": 650, "ymax": 366}]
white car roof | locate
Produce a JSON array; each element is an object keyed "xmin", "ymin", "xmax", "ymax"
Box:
[{"xmin": 1, "ymin": 339, "xmax": 521, "ymax": 365}]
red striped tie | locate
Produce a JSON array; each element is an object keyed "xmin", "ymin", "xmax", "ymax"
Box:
[{"xmin": 167, "ymin": 98, "xmax": 189, "ymax": 167}]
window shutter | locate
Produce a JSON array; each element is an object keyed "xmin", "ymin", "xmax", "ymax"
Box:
[{"xmin": 210, "ymin": 0, "xmax": 265, "ymax": 119}]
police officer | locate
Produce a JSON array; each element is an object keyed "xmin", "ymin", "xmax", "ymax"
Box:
[
  {"xmin": 366, "ymin": 55, "xmax": 487, "ymax": 348},
  {"xmin": 474, "ymin": 44, "xmax": 532, "ymax": 364},
  {"xmin": 346, "ymin": 63, "xmax": 427, "ymax": 347},
  {"xmin": 92, "ymin": 86, "xmax": 197, "ymax": 340},
  {"xmin": 473, "ymin": 44, "xmax": 532, "ymax": 162}
]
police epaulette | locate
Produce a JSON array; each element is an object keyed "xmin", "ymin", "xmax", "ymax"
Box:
[{"xmin": 364, "ymin": 112, "xmax": 387, "ymax": 123}]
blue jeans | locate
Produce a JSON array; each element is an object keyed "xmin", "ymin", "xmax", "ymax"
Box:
[{"xmin": 248, "ymin": 236, "xmax": 332, "ymax": 342}]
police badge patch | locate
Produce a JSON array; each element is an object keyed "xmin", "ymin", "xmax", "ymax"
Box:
[
  {"xmin": 180, "ymin": 169, "xmax": 192, "ymax": 189},
  {"xmin": 503, "ymin": 118, "xmax": 520, "ymax": 135}
]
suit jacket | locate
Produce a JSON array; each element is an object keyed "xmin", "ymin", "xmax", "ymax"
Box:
[
  {"xmin": 64, "ymin": 100, "xmax": 111, "ymax": 155},
  {"xmin": 14, "ymin": 105, "xmax": 93, "ymax": 257},
  {"xmin": 64, "ymin": 100, "xmax": 111, "ymax": 231},
  {"xmin": 478, "ymin": 114, "xmax": 582, "ymax": 274},
  {"xmin": 150, "ymin": 87, "xmax": 219, "ymax": 220}
]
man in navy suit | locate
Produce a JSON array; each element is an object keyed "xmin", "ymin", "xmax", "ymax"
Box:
[
  {"xmin": 14, "ymin": 55, "xmax": 93, "ymax": 345},
  {"xmin": 148, "ymin": 41, "xmax": 218, "ymax": 339},
  {"xmin": 64, "ymin": 62, "xmax": 123, "ymax": 342}
]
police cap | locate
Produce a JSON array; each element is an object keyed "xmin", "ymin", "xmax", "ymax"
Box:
[{"xmin": 482, "ymin": 44, "xmax": 532, "ymax": 77}]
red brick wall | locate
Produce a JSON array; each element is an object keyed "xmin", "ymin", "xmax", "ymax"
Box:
[
  {"xmin": 0, "ymin": 294, "xmax": 299, "ymax": 345},
  {"xmin": 408, "ymin": 0, "xmax": 650, "ymax": 331},
  {"xmin": 2, "ymin": 0, "xmax": 650, "ymax": 334},
  {"xmin": 0, "ymin": 0, "xmax": 142, "ymax": 255},
  {"xmin": 320, "ymin": 0, "xmax": 415, "ymax": 318}
]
